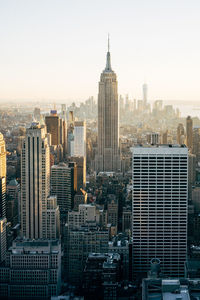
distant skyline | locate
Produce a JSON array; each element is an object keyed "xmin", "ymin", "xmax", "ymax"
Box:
[{"xmin": 0, "ymin": 0, "xmax": 200, "ymax": 102}]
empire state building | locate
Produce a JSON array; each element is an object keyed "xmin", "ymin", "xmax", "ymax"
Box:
[{"xmin": 95, "ymin": 39, "xmax": 120, "ymax": 172}]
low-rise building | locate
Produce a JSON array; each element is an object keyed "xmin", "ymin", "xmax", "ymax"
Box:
[{"xmin": 0, "ymin": 238, "xmax": 61, "ymax": 299}]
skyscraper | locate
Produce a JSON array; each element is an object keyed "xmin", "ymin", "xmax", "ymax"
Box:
[
  {"xmin": 0, "ymin": 133, "xmax": 7, "ymax": 264},
  {"xmin": 69, "ymin": 156, "xmax": 86, "ymax": 189},
  {"xmin": 0, "ymin": 133, "xmax": 6, "ymax": 219},
  {"xmin": 6, "ymin": 179, "xmax": 20, "ymax": 226},
  {"xmin": 21, "ymin": 123, "xmax": 50, "ymax": 239},
  {"xmin": 51, "ymin": 162, "xmax": 76, "ymax": 220},
  {"xmin": 143, "ymin": 83, "xmax": 148, "ymax": 106},
  {"xmin": 132, "ymin": 145, "xmax": 188, "ymax": 277},
  {"xmin": 71, "ymin": 121, "xmax": 86, "ymax": 157},
  {"xmin": 95, "ymin": 38, "xmax": 120, "ymax": 172},
  {"xmin": 45, "ymin": 110, "xmax": 60, "ymax": 146},
  {"xmin": 177, "ymin": 123, "xmax": 185, "ymax": 145},
  {"xmin": 186, "ymin": 116, "xmax": 193, "ymax": 150}
]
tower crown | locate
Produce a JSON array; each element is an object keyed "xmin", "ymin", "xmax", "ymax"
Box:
[{"xmin": 104, "ymin": 35, "xmax": 113, "ymax": 73}]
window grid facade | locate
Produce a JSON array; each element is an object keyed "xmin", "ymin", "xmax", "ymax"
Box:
[{"xmin": 132, "ymin": 146, "xmax": 188, "ymax": 277}]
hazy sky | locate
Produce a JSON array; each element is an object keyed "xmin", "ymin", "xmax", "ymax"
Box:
[{"xmin": 0, "ymin": 0, "xmax": 200, "ymax": 103}]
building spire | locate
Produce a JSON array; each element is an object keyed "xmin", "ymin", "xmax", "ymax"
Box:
[{"xmin": 105, "ymin": 34, "xmax": 112, "ymax": 72}]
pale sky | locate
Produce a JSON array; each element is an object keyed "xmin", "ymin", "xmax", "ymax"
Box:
[{"xmin": 0, "ymin": 0, "xmax": 200, "ymax": 103}]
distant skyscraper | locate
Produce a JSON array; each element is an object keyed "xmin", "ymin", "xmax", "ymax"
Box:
[
  {"xmin": 21, "ymin": 123, "xmax": 50, "ymax": 239},
  {"xmin": 143, "ymin": 83, "xmax": 148, "ymax": 106},
  {"xmin": 177, "ymin": 123, "xmax": 185, "ymax": 145},
  {"xmin": 186, "ymin": 116, "xmax": 193, "ymax": 150},
  {"xmin": 132, "ymin": 145, "xmax": 188, "ymax": 277},
  {"xmin": 45, "ymin": 110, "xmax": 60, "ymax": 146},
  {"xmin": 192, "ymin": 127, "xmax": 200, "ymax": 161},
  {"xmin": 71, "ymin": 121, "xmax": 86, "ymax": 157},
  {"xmin": 95, "ymin": 38, "xmax": 120, "ymax": 172}
]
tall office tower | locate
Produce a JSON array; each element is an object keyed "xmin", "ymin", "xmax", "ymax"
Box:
[
  {"xmin": 186, "ymin": 116, "xmax": 193, "ymax": 150},
  {"xmin": 21, "ymin": 123, "xmax": 50, "ymax": 239},
  {"xmin": 67, "ymin": 111, "xmax": 74, "ymax": 155},
  {"xmin": 68, "ymin": 161, "xmax": 78, "ymax": 192},
  {"xmin": 143, "ymin": 83, "xmax": 148, "ymax": 106},
  {"xmin": 132, "ymin": 145, "xmax": 188, "ymax": 278},
  {"xmin": 0, "ymin": 238, "xmax": 61, "ymax": 299},
  {"xmin": 0, "ymin": 133, "xmax": 7, "ymax": 264},
  {"xmin": 71, "ymin": 121, "xmax": 86, "ymax": 157},
  {"xmin": 69, "ymin": 156, "xmax": 86, "ymax": 189},
  {"xmin": 177, "ymin": 123, "xmax": 185, "ymax": 145},
  {"xmin": 51, "ymin": 163, "xmax": 76, "ymax": 221},
  {"xmin": 0, "ymin": 218, "xmax": 6, "ymax": 263},
  {"xmin": 45, "ymin": 110, "xmax": 60, "ymax": 146},
  {"xmin": 95, "ymin": 38, "xmax": 120, "ymax": 172},
  {"xmin": 0, "ymin": 133, "xmax": 6, "ymax": 219},
  {"xmin": 192, "ymin": 127, "xmax": 200, "ymax": 162},
  {"xmin": 61, "ymin": 104, "xmax": 67, "ymax": 120},
  {"xmin": 188, "ymin": 153, "xmax": 196, "ymax": 199},
  {"xmin": 0, "ymin": 177, "xmax": 6, "ymax": 220},
  {"xmin": 33, "ymin": 107, "xmax": 41, "ymax": 121},
  {"xmin": 6, "ymin": 179, "xmax": 20, "ymax": 226}
]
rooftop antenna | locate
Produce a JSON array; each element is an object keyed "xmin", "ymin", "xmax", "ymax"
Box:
[{"xmin": 108, "ymin": 33, "xmax": 110, "ymax": 52}]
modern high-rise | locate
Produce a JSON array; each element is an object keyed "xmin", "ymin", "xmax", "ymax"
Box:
[
  {"xmin": 71, "ymin": 121, "xmax": 86, "ymax": 157},
  {"xmin": 132, "ymin": 145, "xmax": 188, "ymax": 277},
  {"xmin": 51, "ymin": 162, "xmax": 76, "ymax": 220},
  {"xmin": 0, "ymin": 133, "xmax": 6, "ymax": 265},
  {"xmin": 186, "ymin": 116, "xmax": 193, "ymax": 150},
  {"xmin": 143, "ymin": 83, "xmax": 148, "ymax": 106},
  {"xmin": 21, "ymin": 123, "xmax": 50, "ymax": 239},
  {"xmin": 0, "ymin": 133, "xmax": 6, "ymax": 219},
  {"xmin": 95, "ymin": 39, "xmax": 120, "ymax": 172},
  {"xmin": 0, "ymin": 133, "xmax": 6, "ymax": 179}
]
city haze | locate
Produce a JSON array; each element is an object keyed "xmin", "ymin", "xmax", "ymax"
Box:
[{"xmin": 0, "ymin": 0, "xmax": 200, "ymax": 102}]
